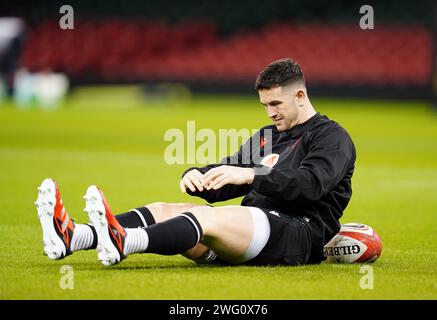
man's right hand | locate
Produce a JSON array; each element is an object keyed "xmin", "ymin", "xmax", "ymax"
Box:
[{"xmin": 179, "ymin": 169, "xmax": 205, "ymax": 193}]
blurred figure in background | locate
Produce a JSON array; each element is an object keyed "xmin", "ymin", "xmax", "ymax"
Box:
[{"xmin": 0, "ymin": 17, "xmax": 26, "ymax": 100}]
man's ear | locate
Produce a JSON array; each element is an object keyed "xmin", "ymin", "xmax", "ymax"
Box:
[{"xmin": 296, "ymin": 89, "xmax": 305, "ymax": 107}]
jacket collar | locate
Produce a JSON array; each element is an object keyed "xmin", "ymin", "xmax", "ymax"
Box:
[{"xmin": 278, "ymin": 112, "xmax": 322, "ymax": 138}]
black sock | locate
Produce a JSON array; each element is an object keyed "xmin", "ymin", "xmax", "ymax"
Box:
[
  {"xmin": 144, "ymin": 212, "xmax": 203, "ymax": 255},
  {"xmin": 115, "ymin": 207, "xmax": 156, "ymax": 228}
]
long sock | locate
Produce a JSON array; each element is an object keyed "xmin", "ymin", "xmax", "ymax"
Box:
[
  {"xmin": 124, "ymin": 212, "xmax": 203, "ymax": 255},
  {"xmin": 116, "ymin": 207, "xmax": 156, "ymax": 228},
  {"xmin": 68, "ymin": 207, "xmax": 155, "ymax": 253},
  {"xmin": 124, "ymin": 228, "xmax": 149, "ymax": 255},
  {"xmin": 70, "ymin": 224, "xmax": 97, "ymax": 251}
]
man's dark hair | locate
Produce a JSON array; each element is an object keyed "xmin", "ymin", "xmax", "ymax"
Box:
[{"xmin": 254, "ymin": 58, "xmax": 305, "ymax": 90}]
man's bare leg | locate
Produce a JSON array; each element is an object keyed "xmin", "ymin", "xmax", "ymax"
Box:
[
  {"xmin": 127, "ymin": 203, "xmax": 260, "ymax": 262},
  {"xmin": 143, "ymin": 203, "xmax": 265, "ymax": 262}
]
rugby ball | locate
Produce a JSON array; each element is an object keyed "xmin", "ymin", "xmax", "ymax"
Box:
[{"xmin": 324, "ymin": 223, "xmax": 382, "ymax": 263}]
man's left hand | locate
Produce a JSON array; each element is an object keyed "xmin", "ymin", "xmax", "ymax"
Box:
[{"xmin": 202, "ymin": 166, "xmax": 255, "ymax": 190}]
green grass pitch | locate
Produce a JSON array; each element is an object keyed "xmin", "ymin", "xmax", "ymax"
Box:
[{"xmin": 1, "ymin": 87, "xmax": 436, "ymax": 299}]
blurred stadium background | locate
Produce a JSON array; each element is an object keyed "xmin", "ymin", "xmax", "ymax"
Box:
[
  {"xmin": 0, "ymin": 0, "xmax": 436, "ymax": 300},
  {"xmin": 0, "ymin": 0, "xmax": 435, "ymax": 104}
]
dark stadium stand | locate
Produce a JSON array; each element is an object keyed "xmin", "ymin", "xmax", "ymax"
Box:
[
  {"xmin": 0, "ymin": 0, "xmax": 434, "ymax": 97},
  {"xmin": 19, "ymin": 20, "xmax": 432, "ymax": 86}
]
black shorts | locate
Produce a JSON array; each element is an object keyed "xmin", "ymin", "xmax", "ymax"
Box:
[
  {"xmin": 209, "ymin": 208, "xmax": 312, "ymax": 267},
  {"xmin": 245, "ymin": 208, "xmax": 312, "ymax": 266}
]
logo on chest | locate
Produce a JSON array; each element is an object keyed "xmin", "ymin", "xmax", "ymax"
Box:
[{"xmin": 260, "ymin": 153, "xmax": 280, "ymax": 168}]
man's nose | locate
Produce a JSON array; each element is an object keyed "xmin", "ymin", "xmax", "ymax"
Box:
[{"xmin": 266, "ymin": 106, "xmax": 277, "ymax": 118}]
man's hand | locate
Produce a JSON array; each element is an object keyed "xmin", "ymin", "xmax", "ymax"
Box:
[
  {"xmin": 202, "ymin": 166, "xmax": 255, "ymax": 190},
  {"xmin": 180, "ymin": 169, "xmax": 205, "ymax": 193}
]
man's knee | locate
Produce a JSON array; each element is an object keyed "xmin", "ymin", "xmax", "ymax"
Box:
[
  {"xmin": 145, "ymin": 202, "xmax": 166, "ymax": 220},
  {"xmin": 147, "ymin": 202, "xmax": 203, "ymax": 222}
]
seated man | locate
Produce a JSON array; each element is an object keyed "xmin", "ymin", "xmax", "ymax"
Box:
[{"xmin": 35, "ymin": 58, "xmax": 356, "ymax": 266}]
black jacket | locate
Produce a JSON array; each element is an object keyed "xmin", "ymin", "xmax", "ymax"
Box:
[{"xmin": 182, "ymin": 113, "xmax": 356, "ymax": 263}]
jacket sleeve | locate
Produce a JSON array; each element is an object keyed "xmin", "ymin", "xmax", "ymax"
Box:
[
  {"xmin": 251, "ymin": 128, "xmax": 355, "ymax": 202},
  {"xmin": 180, "ymin": 137, "xmax": 254, "ymax": 203}
]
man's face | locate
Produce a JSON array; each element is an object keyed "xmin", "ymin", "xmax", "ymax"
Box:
[{"xmin": 258, "ymin": 86, "xmax": 300, "ymax": 132}]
